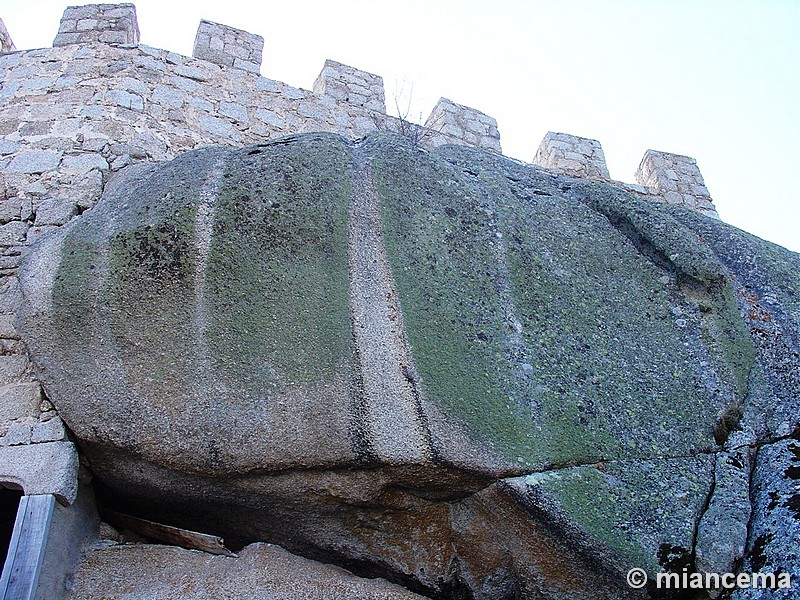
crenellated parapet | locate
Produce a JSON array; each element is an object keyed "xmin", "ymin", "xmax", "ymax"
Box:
[{"xmin": 0, "ymin": 0, "xmax": 721, "ymax": 266}]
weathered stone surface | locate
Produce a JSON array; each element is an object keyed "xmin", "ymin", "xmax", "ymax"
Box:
[
  {"xmin": 32, "ymin": 416, "xmax": 67, "ymax": 442},
  {"xmin": 504, "ymin": 455, "xmax": 714, "ymax": 576},
  {"xmin": 695, "ymin": 443, "xmax": 752, "ymax": 586},
  {"xmin": 732, "ymin": 434, "xmax": 800, "ymax": 599},
  {"xmin": 34, "ymin": 197, "xmax": 79, "ymax": 226},
  {"xmin": 0, "ymin": 354, "xmax": 28, "ymax": 383},
  {"xmin": 0, "ymin": 382, "xmax": 42, "ymax": 422},
  {"xmin": 69, "ymin": 542, "xmax": 427, "ymax": 599},
  {"xmin": 5, "ymin": 150, "xmax": 63, "ymax": 173},
  {"xmin": 15, "ymin": 132, "xmax": 800, "ymax": 598},
  {"xmin": 0, "ymin": 440, "xmax": 79, "ymax": 504}
]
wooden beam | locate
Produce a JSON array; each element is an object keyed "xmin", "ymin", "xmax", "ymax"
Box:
[
  {"xmin": 0, "ymin": 494, "xmax": 55, "ymax": 600},
  {"xmin": 104, "ymin": 510, "xmax": 236, "ymax": 557}
]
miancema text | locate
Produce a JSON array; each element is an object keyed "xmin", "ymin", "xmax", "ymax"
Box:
[{"xmin": 657, "ymin": 570, "xmax": 792, "ymax": 590}]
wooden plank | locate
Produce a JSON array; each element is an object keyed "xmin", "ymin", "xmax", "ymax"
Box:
[
  {"xmin": 0, "ymin": 494, "xmax": 55, "ymax": 600},
  {"xmin": 104, "ymin": 510, "xmax": 236, "ymax": 557}
]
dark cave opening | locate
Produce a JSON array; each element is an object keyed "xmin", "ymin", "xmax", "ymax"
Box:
[{"xmin": 0, "ymin": 485, "xmax": 24, "ymax": 572}]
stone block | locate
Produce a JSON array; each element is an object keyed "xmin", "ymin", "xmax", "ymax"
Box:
[
  {"xmin": 0, "ymin": 355, "xmax": 27, "ymax": 385},
  {"xmin": 219, "ymin": 101, "xmax": 249, "ymax": 123},
  {"xmin": 0, "ymin": 441, "xmax": 79, "ymax": 504},
  {"xmin": 35, "ymin": 197, "xmax": 78, "ymax": 226},
  {"xmin": 6, "ymin": 150, "xmax": 63, "ymax": 174},
  {"xmin": 256, "ymin": 108, "xmax": 285, "ymax": 129},
  {"xmin": 0, "ymin": 198, "xmax": 25, "ymax": 224},
  {"xmin": 199, "ymin": 115, "xmax": 237, "ymax": 140},
  {"xmin": 0, "ymin": 221, "xmax": 29, "ymax": 246},
  {"xmin": 0, "ymin": 314, "xmax": 19, "ymax": 339},
  {"xmin": 152, "ymin": 84, "xmax": 186, "ymax": 109},
  {"xmin": 61, "ymin": 153, "xmax": 109, "ymax": 174},
  {"xmin": 0, "ymin": 140, "xmax": 20, "ymax": 156},
  {"xmin": 107, "ymin": 89, "xmax": 144, "ymax": 110},
  {"xmin": 32, "ymin": 417, "xmax": 67, "ymax": 443},
  {"xmin": 0, "ymin": 383, "xmax": 41, "ymax": 422},
  {"xmin": 1, "ymin": 421, "xmax": 31, "ymax": 445},
  {"xmin": 193, "ymin": 20, "xmax": 263, "ymax": 73}
]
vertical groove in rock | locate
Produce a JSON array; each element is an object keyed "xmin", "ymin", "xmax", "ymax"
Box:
[
  {"xmin": 191, "ymin": 153, "xmax": 230, "ymax": 421},
  {"xmin": 347, "ymin": 151, "xmax": 431, "ymax": 463},
  {"xmin": 192, "ymin": 156, "xmax": 224, "ymax": 355}
]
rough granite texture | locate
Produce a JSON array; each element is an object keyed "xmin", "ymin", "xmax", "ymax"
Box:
[
  {"xmin": 68, "ymin": 542, "xmax": 428, "ymax": 599},
  {"xmin": 15, "ymin": 132, "xmax": 800, "ymax": 598}
]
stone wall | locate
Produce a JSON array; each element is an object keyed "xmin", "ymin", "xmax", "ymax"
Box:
[
  {"xmin": 0, "ymin": 277, "xmax": 77, "ymax": 504},
  {"xmin": 528, "ymin": 132, "xmax": 718, "ymax": 219},
  {"xmin": 0, "ymin": 1, "xmax": 724, "ymax": 504}
]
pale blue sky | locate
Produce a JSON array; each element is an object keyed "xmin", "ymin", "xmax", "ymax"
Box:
[{"xmin": 3, "ymin": 0, "xmax": 798, "ymax": 252}]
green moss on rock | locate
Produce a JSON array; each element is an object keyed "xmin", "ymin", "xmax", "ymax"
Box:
[
  {"xmin": 369, "ymin": 138, "xmax": 730, "ymax": 467},
  {"xmin": 205, "ymin": 137, "xmax": 353, "ymax": 388}
]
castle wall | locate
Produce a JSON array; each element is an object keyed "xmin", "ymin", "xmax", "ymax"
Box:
[{"xmin": 0, "ymin": 2, "xmax": 721, "ymax": 494}]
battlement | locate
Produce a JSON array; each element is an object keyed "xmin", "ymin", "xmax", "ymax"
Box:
[
  {"xmin": 0, "ymin": 1, "xmax": 720, "ymax": 280},
  {"xmin": 635, "ymin": 150, "xmax": 715, "ymax": 213},
  {"xmin": 533, "ymin": 132, "xmax": 610, "ymax": 179},
  {"xmin": 314, "ymin": 60, "xmax": 386, "ymax": 113},
  {"xmin": 193, "ymin": 19, "xmax": 263, "ymax": 74},
  {"xmin": 53, "ymin": 3, "xmax": 139, "ymax": 47}
]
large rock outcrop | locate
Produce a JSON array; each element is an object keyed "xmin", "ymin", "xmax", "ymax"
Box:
[{"xmin": 17, "ymin": 133, "xmax": 800, "ymax": 598}]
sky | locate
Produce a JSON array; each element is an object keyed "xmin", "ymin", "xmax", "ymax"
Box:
[{"xmin": 2, "ymin": 0, "xmax": 798, "ymax": 252}]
